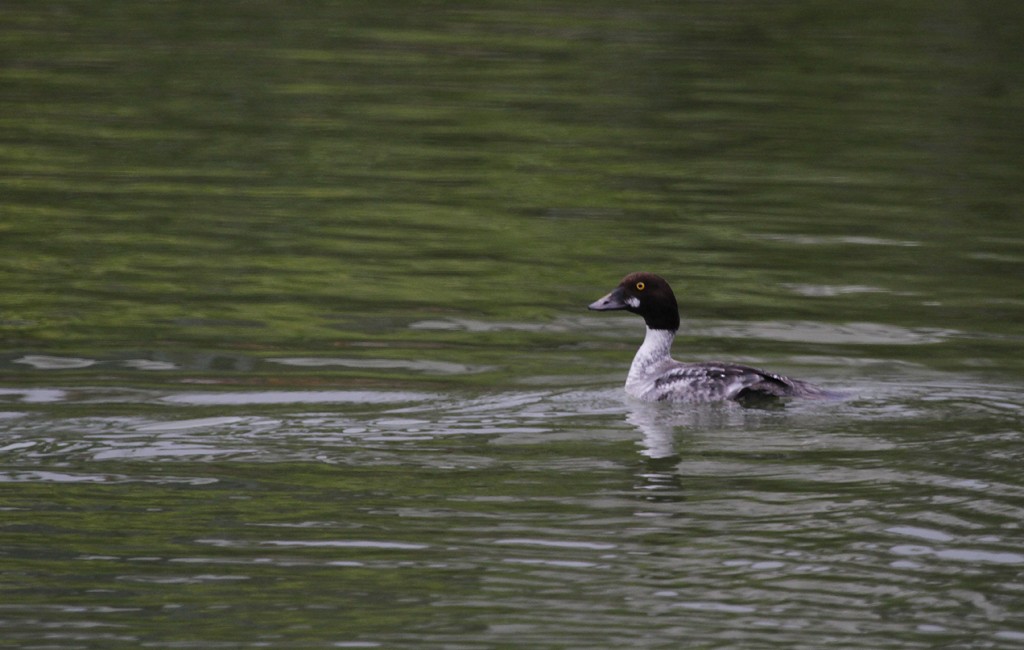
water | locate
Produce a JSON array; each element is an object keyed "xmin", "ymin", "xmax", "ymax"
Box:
[{"xmin": 3, "ymin": 2, "xmax": 1024, "ymax": 648}]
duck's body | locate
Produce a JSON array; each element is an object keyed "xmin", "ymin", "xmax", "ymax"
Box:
[{"xmin": 589, "ymin": 272, "xmax": 830, "ymax": 404}]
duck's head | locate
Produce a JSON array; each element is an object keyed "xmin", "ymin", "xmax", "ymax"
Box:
[{"xmin": 588, "ymin": 272, "xmax": 680, "ymax": 331}]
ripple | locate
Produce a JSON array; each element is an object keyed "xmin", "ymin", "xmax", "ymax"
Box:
[
  {"xmin": 782, "ymin": 283, "xmax": 890, "ymax": 297},
  {"xmin": 691, "ymin": 320, "xmax": 956, "ymax": 345},
  {"xmin": 502, "ymin": 558, "xmax": 601, "ymax": 568},
  {"xmin": 673, "ymin": 601, "xmax": 758, "ymax": 614},
  {"xmin": 119, "ymin": 574, "xmax": 250, "ymax": 585},
  {"xmin": 121, "ymin": 359, "xmax": 178, "ymax": 370},
  {"xmin": 886, "ymin": 526, "xmax": 955, "ymax": 543},
  {"xmin": 92, "ymin": 443, "xmax": 245, "ymax": 460},
  {"xmin": 0, "ymin": 470, "xmax": 118, "ymax": 483},
  {"xmin": 262, "ymin": 540, "xmax": 429, "ymax": 550},
  {"xmin": 269, "ymin": 356, "xmax": 494, "ymax": 374},
  {"xmin": 161, "ymin": 390, "xmax": 438, "ymax": 406},
  {"xmin": 493, "ymin": 538, "xmax": 617, "ymax": 550},
  {"xmin": 135, "ymin": 416, "xmax": 246, "ymax": 432},
  {"xmin": 891, "ymin": 544, "xmax": 1024, "ymax": 565},
  {"xmin": 755, "ymin": 233, "xmax": 921, "ymax": 247},
  {"xmin": 14, "ymin": 355, "xmax": 96, "ymax": 369},
  {"xmin": 934, "ymin": 549, "xmax": 1024, "ymax": 565},
  {"xmin": 0, "ymin": 388, "xmax": 67, "ymax": 403},
  {"xmin": 409, "ymin": 318, "xmax": 554, "ymax": 333}
]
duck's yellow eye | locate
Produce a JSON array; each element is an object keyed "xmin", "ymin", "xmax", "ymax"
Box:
[{"xmin": 635, "ymin": 281, "xmax": 645, "ymax": 291}]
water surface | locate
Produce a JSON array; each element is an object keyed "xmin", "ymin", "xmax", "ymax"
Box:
[{"xmin": 2, "ymin": 2, "xmax": 1024, "ymax": 648}]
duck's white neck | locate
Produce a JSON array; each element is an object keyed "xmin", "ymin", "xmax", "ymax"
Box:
[{"xmin": 626, "ymin": 327, "xmax": 677, "ymax": 393}]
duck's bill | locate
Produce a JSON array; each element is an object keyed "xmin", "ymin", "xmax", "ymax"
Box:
[{"xmin": 588, "ymin": 287, "xmax": 628, "ymax": 311}]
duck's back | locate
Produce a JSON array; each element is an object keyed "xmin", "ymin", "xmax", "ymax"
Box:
[{"xmin": 629, "ymin": 360, "xmax": 830, "ymax": 403}]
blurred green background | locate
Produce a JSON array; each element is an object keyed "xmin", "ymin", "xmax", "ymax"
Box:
[{"xmin": 4, "ymin": 1, "xmax": 1021, "ymax": 353}]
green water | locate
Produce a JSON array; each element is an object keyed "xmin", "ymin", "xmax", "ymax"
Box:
[{"xmin": 2, "ymin": 2, "xmax": 1024, "ymax": 648}]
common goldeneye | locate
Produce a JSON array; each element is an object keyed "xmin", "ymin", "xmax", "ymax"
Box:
[{"xmin": 588, "ymin": 272, "xmax": 831, "ymax": 403}]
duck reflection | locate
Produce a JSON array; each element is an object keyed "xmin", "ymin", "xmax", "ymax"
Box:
[
  {"xmin": 627, "ymin": 401, "xmax": 751, "ymax": 459},
  {"xmin": 625, "ymin": 401, "xmax": 753, "ymax": 502},
  {"xmin": 626, "ymin": 401, "xmax": 686, "ymax": 500}
]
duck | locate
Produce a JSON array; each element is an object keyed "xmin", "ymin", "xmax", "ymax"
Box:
[{"xmin": 588, "ymin": 272, "xmax": 831, "ymax": 403}]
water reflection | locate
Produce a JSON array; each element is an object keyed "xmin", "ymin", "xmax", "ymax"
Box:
[
  {"xmin": 625, "ymin": 399, "xmax": 759, "ymax": 461},
  {"xmin": 626, "ymin": 402, "xmax": 679, "ymax": 461},
  {"xmin": 624, "ymin": 399, "xmax": 764, "ymax": 503}
]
